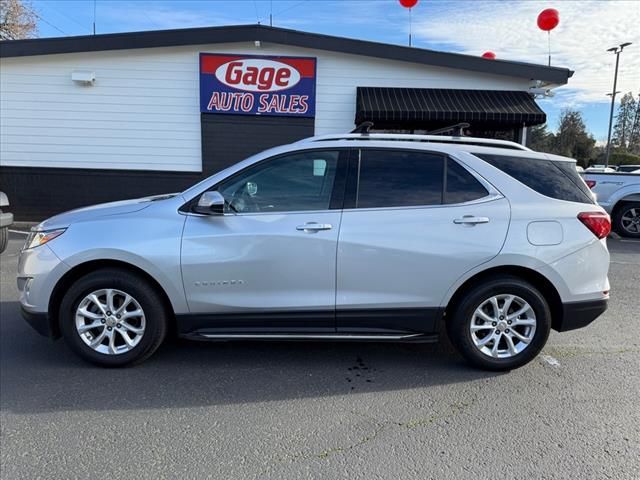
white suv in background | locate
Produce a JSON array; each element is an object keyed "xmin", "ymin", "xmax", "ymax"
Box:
[
  {"xmin": 17, "ymin": 133, "xmax": 610, "ymax": 370},
  {"xmin": 0, "ymin": 191, "xmax": 13, "ymax": 253}
]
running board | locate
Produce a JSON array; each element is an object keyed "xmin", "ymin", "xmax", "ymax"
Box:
[{"xmin": 184, "ymin": 332, "xmax": 439, "ymax": 343}]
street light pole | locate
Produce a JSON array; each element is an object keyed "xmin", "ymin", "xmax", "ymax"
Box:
[{"xmin": 604, "ymin": 42, "xmax": 632, "ymax": 168}]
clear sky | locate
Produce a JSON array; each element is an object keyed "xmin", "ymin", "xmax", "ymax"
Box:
[{"xmin": 30, "ymin": 0, "xmax": 640, "ymax": 141}]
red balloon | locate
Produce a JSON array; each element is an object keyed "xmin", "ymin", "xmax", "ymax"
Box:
[
  {"xmin": 537, "ymin": 8, "xmax": 559, "ymax": 31},
  {"xmin": 482, "ymin": 51, "xmax": 496, "ymax": 59},
  {"xmin": 399, "ymin": 0, "xmax": 418, "ymax": 8}
]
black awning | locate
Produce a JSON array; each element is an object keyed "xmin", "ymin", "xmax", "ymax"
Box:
[{"xmin": 356, "ymin": 87, "xmax": 546, "ymax": 127}]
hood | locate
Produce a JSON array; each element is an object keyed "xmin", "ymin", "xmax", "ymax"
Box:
[{"xmin": 36, "ymin": 194, "xmax": 178, "ymax": 230}]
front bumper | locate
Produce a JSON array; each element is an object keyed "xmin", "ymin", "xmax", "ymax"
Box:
[
  {"xmin": 556, "ymin": 299, "xmax": 608, "ymax": 332},
  {"xmin": 17, "ymin": 244, "xmax": 69, "ymax": 338},
  {"xmin": 20, "ymin": 306, "xmax": 55, "ymax": 338}
]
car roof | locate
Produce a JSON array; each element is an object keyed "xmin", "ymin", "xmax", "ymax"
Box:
[
  {"xmin": 297, "ymin": 132, "xmax": 530, "ymax": 150},
  {"xmin": 292, "ymin": 134, "xmax": 577, "ymax": 163}
]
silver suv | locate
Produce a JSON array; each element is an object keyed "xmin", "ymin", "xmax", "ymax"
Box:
[{"xmin": 17, "ymin": 133, "xmax": 611, "ymax": 370}]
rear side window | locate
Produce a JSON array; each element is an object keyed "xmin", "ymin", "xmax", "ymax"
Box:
[
  {"xmin": 475, "ymin": 154, "xmax": 594, "ymax": 204},
  {"xmin": 552, "ymin": 161, "xmax": 595, "ymax": 200},
  {"xmin": 445, "ymin": 159, "xmax": 489, "ymax": 204},
  {"xmin": 356, "ymin": 150, "xmax": 444, "ymax": 208}
]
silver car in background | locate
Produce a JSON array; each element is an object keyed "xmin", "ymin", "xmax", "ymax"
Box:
[
  {"xmin": 0, "ymin": 191, "xmax": 13, "ymax": 253},
  {"xmin": 582, "ymin": 170, "xmax": 640, "ymax": 238},
  {"xmin": 17, "ymin": 133, "xmax": 610, "ymax": 370}
]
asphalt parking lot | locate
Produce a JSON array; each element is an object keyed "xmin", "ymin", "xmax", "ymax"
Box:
[{"xmin": 1, "ymin": 231, "xmax": 638, "ymax": 479}]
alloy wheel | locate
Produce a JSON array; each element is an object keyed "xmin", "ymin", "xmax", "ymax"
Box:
[
  {"xmin": 469, "ymin": 294, "xmax": 537, "ymax": 359},
  {"xmin": 75, "ymin": 288, "xmax": 146, "ymax": 355},
  {"xmin": 621, "ymin": 206, "xmax": 640, "ymax": 235}
]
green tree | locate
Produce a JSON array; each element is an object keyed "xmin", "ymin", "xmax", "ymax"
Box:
[
  {"xmin": 526, "ymin": 123, "xmax": 553, "ymax": 152},
  {"xmin": 612, "ymin": 92, "xmax": 636, "ymax": 151},
  {"xmin": 628, "ymin": 92, "xmax": 640, "ymax": 155},
  {"xmin": 552, "ymin": 109, "xmax": 596, "ymax": 166},
  {"xmin": 0, "ymin": 0, "xmax": 37, "ymax": 40},
  {"xmin": 610, "ymin": 151, "xmax": 640, "ymax": 166}
]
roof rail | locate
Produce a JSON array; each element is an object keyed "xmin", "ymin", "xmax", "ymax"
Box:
[{"xmin": 297, "ymin": 133, "xmax": 531, "ymax": 151}]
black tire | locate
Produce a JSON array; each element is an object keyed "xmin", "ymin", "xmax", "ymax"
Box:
[
  {"xmin": 0, "ymin": 226, "xmax": 8, "ymax": 254},
  {"xmin": 59, "ymin": 268, "xmax": 168, "ymax": 367},
  {"xmin": 612, "ymin": 202, "xmax": 640, "ymax": 238},
  {"xmin": 447, "ymin": 276, "xmax": 551, "ymax": 371}
]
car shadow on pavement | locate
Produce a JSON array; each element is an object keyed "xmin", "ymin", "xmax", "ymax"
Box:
[{"xmin": 0, "ymin": 300, "xmax": 501, "ymax": 414}]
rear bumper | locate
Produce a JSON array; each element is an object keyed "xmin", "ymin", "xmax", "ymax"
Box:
[
  {"xmin": 20, "ymin": 306, "xmax": 56, "ymax": 338},
  {"xmin": 556, "ymin": 299, "xmax": 608, "ymax": 332}
]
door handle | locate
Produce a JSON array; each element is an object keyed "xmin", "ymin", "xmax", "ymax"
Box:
[
  {"xmin": 296, "ymin": 223, "xmax": 333, "ymax": 232},
  {"xmin": 453, "ymin": 215, "xmax": 490, "ymax": 225}
]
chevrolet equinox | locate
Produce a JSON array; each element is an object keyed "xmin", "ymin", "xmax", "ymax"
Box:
[{"xmin": 17, "ymin": 132, "xmax": 610, "ymax": 370}]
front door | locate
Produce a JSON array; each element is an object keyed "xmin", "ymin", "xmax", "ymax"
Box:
[
  {"xmin": 181, "ymin": 149, "xmax": 347, "ymax": 332},
  {"xmin": 336, "ymin": 148, "xmax": 510, "ymax": 334}
]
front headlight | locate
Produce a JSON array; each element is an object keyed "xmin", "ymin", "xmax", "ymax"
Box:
[{"xmin": 24, "ymin": 229, "xmax": 66, "ymax": 250}]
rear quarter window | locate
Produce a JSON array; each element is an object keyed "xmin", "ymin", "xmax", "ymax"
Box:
[
  {"xmin": 445, "ymin": 158, "xmax": 489, "ymax": 204},
  {"xmin": 474, "ymin": 153, "xmax": 594, "ymax": 204}
]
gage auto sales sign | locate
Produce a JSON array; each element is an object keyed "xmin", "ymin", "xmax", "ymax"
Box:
[{"xmin": 199, "ymin": 53, "xmax": 317, "ymax": 118}]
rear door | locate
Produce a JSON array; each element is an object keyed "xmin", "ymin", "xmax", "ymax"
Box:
[{"xmin": 336, "ymin": 148, "xmax": 510, "ymax": 334}]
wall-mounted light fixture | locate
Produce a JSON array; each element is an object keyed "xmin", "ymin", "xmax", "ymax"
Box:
[
  {"xmin": 254, "ymin": 40, "xmax": 261, "ymax": 48},
  {"xmin": 528, "ymin": 87, "xmax": 554, "ymax": 98},
  {"xmin": 71, "ymin": 70, "xmax": 95, "ymax": 85}
]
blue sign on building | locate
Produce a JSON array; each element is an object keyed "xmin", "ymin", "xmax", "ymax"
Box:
[{"xmin": 200, "ymin": 53, "xmax": 317, "ymax": 118}]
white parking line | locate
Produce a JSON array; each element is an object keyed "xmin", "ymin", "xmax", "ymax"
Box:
[
  {"xmin": 541, "ymin": 355, "xmax": 560, "ymax": 367},
  {"xmin": 8, "ymin": 230, "xmax": 29, "ymax": 235}
]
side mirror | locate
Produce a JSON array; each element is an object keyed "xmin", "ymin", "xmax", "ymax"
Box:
[{"xmin": 193, "ymin": 191, "xmax": 225, "ymax": 215}]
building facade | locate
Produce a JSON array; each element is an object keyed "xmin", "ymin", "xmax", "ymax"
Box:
[{"xmin": 0, "ymin": 25, "xmax": 572, "ymax": 220}]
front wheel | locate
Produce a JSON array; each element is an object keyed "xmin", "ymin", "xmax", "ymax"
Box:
[
  {"xmin": 59, "ymin": 269, "xmax": 168, "ymax": 367},
  {"xmin": 447, "ymin": 276, "xmax": 551, "ymax": 371},
  {"xmin": 613, "ymin": 202, "xmax": 640, "ymax": 238}
]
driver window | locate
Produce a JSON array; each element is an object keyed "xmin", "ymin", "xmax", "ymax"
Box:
[{"xmin": 217, "ymin": 150, "xmax": 339, "ymax": 213}]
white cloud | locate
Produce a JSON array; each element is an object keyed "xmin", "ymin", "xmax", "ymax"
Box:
[{"xmin": 413, "ymin": 0, "xmax": 640, "ymax": 106}]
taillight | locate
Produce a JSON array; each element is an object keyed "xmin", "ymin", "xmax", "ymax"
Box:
[
  {"xmin": 578, "ymin": 212, "xmax": 611, "ymax": 239},
  {"xmin": 585, "ymin": 180, "xmax": 596, "ymax": 189}
]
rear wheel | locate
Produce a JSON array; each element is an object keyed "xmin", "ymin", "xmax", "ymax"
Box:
[
  {"xmin": 447, "ymin": 276, "xmax": 551, "ymax": 371},
  {"xmin": 613, "ymin": 202, "xmax": 640, "ymax": 238},
  {"xmin": 59, "ymin": 269, "xmax": 168, "ymax": 367}
]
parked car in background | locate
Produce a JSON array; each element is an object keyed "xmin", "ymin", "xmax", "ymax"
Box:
[
  {"xmin": 575, "ymin": 165, "xmax": 585, "ymax": 173},
  {"xmin": 17, "ymin": 133, "xmax": 610, "ymax": 371},
  {"xmin": 615, "ymin": 164, "xmax": 640, "ymax": 173},
  {"xmin": 583, "ymin": 171, "xmax": 640, "ymax": 237},
  {"xmin": 0, "ymin": 192, "xmax": 13, "ymax": 254},
  {"xmin": 586, "ymin": 166, "xmax": 616, "ymax": 173}
]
